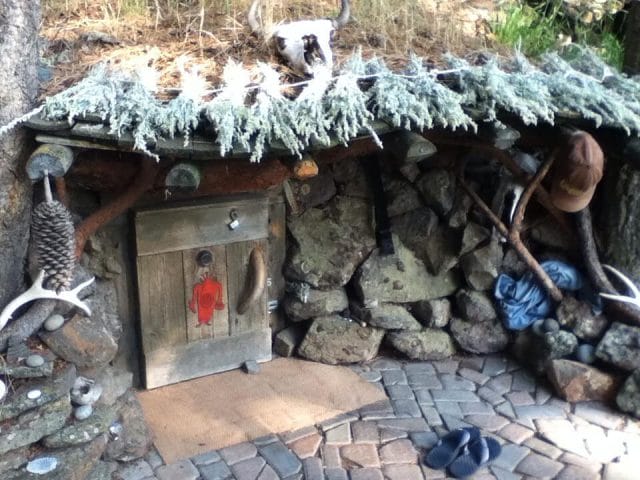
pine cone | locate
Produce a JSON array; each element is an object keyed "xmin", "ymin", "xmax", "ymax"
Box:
[{"xmin": 31, "ymin": 200, "xmax": 76, "ymax": 292}]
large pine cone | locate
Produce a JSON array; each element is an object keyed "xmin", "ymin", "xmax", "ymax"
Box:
[{"xmin": 31, "ymin": 200, "xmax": 75, "ymax": 292}]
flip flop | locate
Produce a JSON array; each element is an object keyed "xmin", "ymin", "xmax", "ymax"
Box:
[
  {"xmin": 448, "ymin": 436, "xmax": 502, "ymax": 478},
  {"xmin": 424, "ymin": 427, "xmax": 480, "ymax": 469}
]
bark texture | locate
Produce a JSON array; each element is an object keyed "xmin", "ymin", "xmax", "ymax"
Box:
[{"xmin": 0, "ymin": 0, "xmax": 41, "ymax": 308}]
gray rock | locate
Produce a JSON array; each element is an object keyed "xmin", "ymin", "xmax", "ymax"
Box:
[
  {"xmin": 455, "ymin": 289, "xmax": 497, "ymax": 323},
  {"xmin": 104, "ymin": 391, "xmax": 153, "ymax": 462},
  {"xmin": 616, "ymin": 370, "xmax": 640, "ymax": 419},
  {"xmin": 449, "ymin": 317, "xmax": 510, "ymax": 354},
  {"xmin": 352, "ymin": 303, "xmax": 422, "ymax": 330},
  {"xmin": 25, "ymin": 354, "xmax": 44, "ymax": 368},
  {"xmin": 460, "ymin": 241, "xmax": 504, "ymax": 290},
  {"xmin": 410, "ymin": 298, "xmax": 451, "ymax": 328},
  {"xmin": 547, "ymin": 359, "xmax": 620, "ymax": 403},
  {"xmin": 460, "ymin": 222, "xmax": 491, "ymax": 255},
  {"xmin": 290, "ymin": 173, "xmax": 337, "ymax": 211},
  {"xmin": 43, "ymin": 403, "xmax": 117, "ymax": 448},
  {"xmin": 0, "ymin": 364, "xmax": 76, "ymax": 422},
  {"xmin": 0, "ymin": 395, "xmax": 72, "ymax": 455},
  {"xmin": 556, "ymin": 296, "xmax": 608, "ymax": 341},
  {"xmin": 422, "ymin": 225, "xmax": 460, "ymax": 274},
  {"xmin": 283, "ymin": 288, "xmax": 348, "ymax": 321},
  {"xmin": 530, "ymin": 218, "xmax": 573, "ymax": 251},
  {"xmin": 0, "ymin": 359, "xmax": 54, "ymax": 378},
  {"xmin": 0, "ymin": 445, "xmax": 30, "ymax": 475},
  {"xmin": 40, "ymin": 311, "xmax": 118, "ymax": 368},
  {"xmin": 273, "ymin": 324, "xmax": 307, "ymax": 357},
  {"xmin": 391, "ymin": 207, "xmax": 438, "ymax": 266},
  {"xmin": 384, "ymin": 176, "xmax": 422, "ymax": 217},
  {"xmin": 447, "ymin": 185, "xmax": 475, "ymax": 228},
  {"xmin": 501, "ymin": 248, "xmax": 527, "ymax": 276},
  {"xmin": 353, "ymin": 236, "xmax": 460, "ymax": 305},
  {"xmin": 386, "ymin": 329, "xmax": 456, "ymax": 360},
  {"xmin": 596, "ymin": 322, "xmax": 640, "ymax": 371},
  {"xmin": 285, "ymin": 196, "xmax": 376, "ymax": 288},
  {"xmin": 298, "ymin": 315, "xmax": 384, "ymax": 364},
  {"xmin": 332, "ymin": 158, "xmax": 371, "ymax": 199},
  {"xmin": 416, "ymin": 168, "xmax": 456, "ymax": 216},
  {"xmin": 243, "ymin": 360, "xmax": 260, "ymax": 374},
  {"xmin": 43, "ymin": 314, "xmax": 65, "ymax": 332},
  {"xmin": 544, "ymin": 330, "xmax": 578, "ymax": 360},
  {"xmin": 576, "ymin": 343, "xmax": 597, "ymax": 364},
  {"xmin": 34, "ymin": 435, "xmax": 107, "ymax": 480},
  {"xmin": 95, "ymin": 366, "xmax": 133, "ymax": 406}
]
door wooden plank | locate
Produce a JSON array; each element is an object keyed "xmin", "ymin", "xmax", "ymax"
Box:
[
  {"xmin": 226, "ymin": 239, "xmax": 268, "ymax": 336},
  {"xmin": 268, "ymin": 195, "xmax": 287, "ymax": 333},
  {"xmin": 182, "ymin": 245, "xmax": 229, "ymax": 343},
  {"xmin": 144, "ymin": 328, "xmax": 272, "ymax": 389},
  {"xmin": 136, "ymin": 252, "xmax": 187, "ymax": 353},
  {"xmin": 136, "ymin": 198, "xmax": 268, "ymax": 256}
]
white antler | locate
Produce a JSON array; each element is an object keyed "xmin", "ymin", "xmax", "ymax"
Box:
[
  {"xmin": 0, "ymin": 270, "xmax": 95, "ymax": 331},
  {"xmin": 599, "ymin": 264, "xmax": 640, "ymax": 309}
]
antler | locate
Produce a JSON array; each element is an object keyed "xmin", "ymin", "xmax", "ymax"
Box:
[
  {"xmin": 599, "ymin": 264, "xmax": 640, "ymax": 309},
  {"xmin": 0, "ymin": 270, "xmax": 95, "ymax": 331}
]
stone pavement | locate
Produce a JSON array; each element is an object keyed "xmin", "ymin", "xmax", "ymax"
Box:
[{"xmin": 114, "ymin": 355, "xmax": 640, "ymax": 480}]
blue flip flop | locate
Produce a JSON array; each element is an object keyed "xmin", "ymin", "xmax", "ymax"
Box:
[
  {"xmin": 424, "ymin": 427, "xmax": 480, "ymax": 469},
  {"xmin": 448, "ymin": 436, "xmax": 502, "ymax": 478}
]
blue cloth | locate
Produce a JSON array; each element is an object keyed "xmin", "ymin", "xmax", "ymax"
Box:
[{"xmin": 494, "ymin": 260, "xmax": 583, "ymax": 330}]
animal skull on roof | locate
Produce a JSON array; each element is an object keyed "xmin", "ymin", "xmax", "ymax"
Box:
[{"xmin": 248, "ymin": 0, "xmax": 350, "ymax": 76}]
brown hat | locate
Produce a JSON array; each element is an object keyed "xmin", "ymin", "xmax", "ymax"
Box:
[{"xmin": 550, "ymin": 131, "xmax": 604, "ymax": 213}]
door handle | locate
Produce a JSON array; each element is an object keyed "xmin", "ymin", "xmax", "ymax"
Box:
[{"xmin": 237, "ymin": 246, "xmax": 266, "ymax": 315}]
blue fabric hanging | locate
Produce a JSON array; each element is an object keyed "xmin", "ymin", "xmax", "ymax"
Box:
[{"xmin": 494, "ymin": 260, "xmax": 584, "ymax": 330}]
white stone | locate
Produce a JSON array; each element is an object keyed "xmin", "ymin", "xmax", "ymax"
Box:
[
  {"xmin": 0, "ymin": 379, "xmax": 6, "ymax": 401},
  {"xmin": 44, "ymin": 314, "xmax": 65, "ymax": 331},
  {"xmin": 26, "ymin": 354, "xmax": 45, "ymax": 368},
  {"xmin": 27, "ymin": 389, "xmax": 42, "ymax": 400},
  {"xmin": 74, "ymin": 404, "xmax": 93, "ymax": 421}
]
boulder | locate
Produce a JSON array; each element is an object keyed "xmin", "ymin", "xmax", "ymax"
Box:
[
  {"xmin": 556, "ymin": 296, "xmax": 608, "ymax": 341},
  {"xmin": 391, "ymin": 207, "xmax": 439, "ymax": 266},
  {"xmin": 423, "ymin": 225, "xmax": 460, "ymax": 275},
  {"xmin": 411, "ymin": 298, "xmax": 451, "ymax": 328},
  {"xmin": 449, "ymin": 317, "xmax": 510, "ymax": 354},
  {"xmin": 352, "ymin": 304, "xmax": 422, "ymax": 330},
  {"xmin": 460, "ymin": 241, "xmax": 504, "ymax": 291},
  {"xmin": 286, "ymin": 196, "xmax": 376, "ymax": 288},
  {"xmin": 353, "ymin": 236, "xmax": 460, "ymax": 305},
  {"xmin": 298, "ymin": 315, "xmax": 384, "ymax": 364},
  {"xmin": 43, "ymin": 403, "xmax": 117, "ymax": 448},
  {"xmin": 94, "ymin": 366, "xmax": 133, "ymax": 407},
  {"xmin": 460, "ymin": 222, "xmax": 491, "ymax": 255},
  {"xmin": 543, "ymin": 330, "xmax": 578, "ymax": 360},
  {"xmin": 596, "ymin": 322, "xmax": 640, "ymax": 371},
  {"xmin": 290, "ymin": 173, "xmax": 337, "ymax": 211},
  {"xmin": 0, "ymin": 395, "xmax": 72, "ymax": 455},
  {"xmin": 447, "ymin": 185, "xmax": 475, "ymax": 229},
  {"xmin": 501, "ymin": 248, "xmax": 527, "ymax": 277},
  {"xmin": 416, "ymin": 168, "xmax": 456, "ymax": 217},
  {"xmin": 547, "ymin": 359, "xmax": 620, "ymax": 402},
  {"xmin": 283, "ymin": 289, "xmax": 348, "ymax": 321},
  {"xmin": 40, "ymin": 311, "xmax": 119, "ymax": 368},
  {"xmin": 383, "ymin": 176, "xmax": 422, "ymax": 217},
  {"xmin": 104, "ymin": 391, "xmax": 153, "ymax": 462},
  {"xmin": 0, "ymin": 446, "xmax": 30, "ymax": 475},
  {"xmin": 616, "ymin": 370, "xmax": 640, "ymax": 419},
  {"xmin": 386, "ymin": 329, "xmax": 456, "ymax": 360},
  {"xmin": 273, "ymin": 324, "xmax": 307, "ymax": 357},
  {"xmin": 455, "ymin": 289, "xmax": 497, "ymax": 323},
  {"xmin": 530, "ymin": 218, "xmax": 573, "ymax": 251},
  {"xmin": 332, "ymin": 158, "xmax": 371, "ymax": 199}
]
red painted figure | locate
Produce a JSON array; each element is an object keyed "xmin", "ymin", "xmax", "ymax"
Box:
[{"xmin": 189, "ymin": 274, "xmax": 225, "ymax": 327}]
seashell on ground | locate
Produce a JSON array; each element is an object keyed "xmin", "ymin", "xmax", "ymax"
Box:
[
  {"xmin": 26, "ymin": 457, "xmax": 58, "ymax": 474},
  {"xmin": 27, "ymin": 389, "xmax": 42, "ymax": 400}
]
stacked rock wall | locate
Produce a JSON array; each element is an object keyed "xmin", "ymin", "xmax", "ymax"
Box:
[{"xmin": 275, "ymin": 148, "xmax": 640, "ymax": 419}]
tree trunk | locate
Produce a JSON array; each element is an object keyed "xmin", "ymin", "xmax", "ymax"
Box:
[
  {"xmin": 624, "ymin": 1, "xmax": 640, "ymax": 74},
  {"xmin": 0, "ymin": 0, "xmax": 41, "ymax": 308}
]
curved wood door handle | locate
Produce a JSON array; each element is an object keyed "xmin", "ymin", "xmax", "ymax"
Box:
[{"xmin": 237, "ymin": 246, "xmax": 266, "ymax": 315}]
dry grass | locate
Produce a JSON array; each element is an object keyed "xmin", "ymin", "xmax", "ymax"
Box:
[{"xmin": 40, "ymin": 0, "xmax": 498, "ymax": 96}]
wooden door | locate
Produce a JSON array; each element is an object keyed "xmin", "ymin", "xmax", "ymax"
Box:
[{"xmin": 135, "ymin": 196, "xmax": 271, "ymax": 389}]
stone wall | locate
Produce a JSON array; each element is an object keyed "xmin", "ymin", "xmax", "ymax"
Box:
[{"xmin": 275, "ymin": 148, "xmax": 640, "ymax": 419}]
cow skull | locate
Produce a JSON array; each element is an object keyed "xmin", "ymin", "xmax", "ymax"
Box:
[{"xmin": 248, "ymin": 0, "xmax": 350, "ymax": 76}]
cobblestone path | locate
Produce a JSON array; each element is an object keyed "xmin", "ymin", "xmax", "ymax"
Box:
[{"xmin": 115, "ymin": 355, "xmax": 640, "ymax": 480}]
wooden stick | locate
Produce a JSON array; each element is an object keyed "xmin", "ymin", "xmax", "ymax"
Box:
[
  {"xmin": 457, "ymin": 155, "xmax": 563, "ymax": 302},
  {"xmin": 74, "ymin": 157, "xmax": 159, "ymax": 259},
  {"xmin": 54, "ymin": 176, "xmax": 69, "ymax": 207},
  {"xmin": 574, "ymin": 208, "xmax": 640, "ymax": 326}
]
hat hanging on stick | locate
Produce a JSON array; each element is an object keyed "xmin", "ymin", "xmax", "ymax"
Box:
[{"xmin": 550, "ymin": 131, "xmax": 604, "ymax": 213}]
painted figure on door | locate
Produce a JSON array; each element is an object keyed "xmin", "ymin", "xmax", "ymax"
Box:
[{"xmin": 189, "ymin": 270, "xmax": 225, "ymax": 327}]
